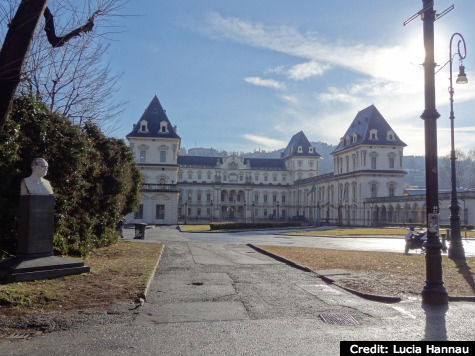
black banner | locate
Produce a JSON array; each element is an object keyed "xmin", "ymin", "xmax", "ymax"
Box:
[{"xmin": 341, "ymin": 341, "xmax": 474, "ymax": 356}]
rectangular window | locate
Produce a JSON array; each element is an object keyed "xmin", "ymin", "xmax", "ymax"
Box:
[
  {"xmin": 156, "ymin": 205, "xmax": 165, "ymax": 219},
  {"xmin": 160, "ymin": 150, "xmax": 166, "ymax": 162},
  {"xmin": 282, "ymin": 194, "xmax": 286, "ymax": 203},
  {"xmin": 371, "ymin": 156, "xmax": 377, "ymax": 169},
  {"xmin": 264, "ymin": 194, "xmax": 268, "ymax": 203},
  {"xmin": 197, "ymin": 208, "xmax": 201, "ymax": 217},
  {"xmin": 272, "ymin": 194, "xmax": 277, "ymax": 203},
  {"xmin": 139, "ymin": 151, "xmax": 146, "ymax": 163},
  {"xmin": 134, "ymin": 204, "xmax": 143, "ymax": 219},
  {"xmin": 389, "ymin": 157, "xmax": 395, "ymax": 169},
  {"xmin": 206, "ymin": 193, "xmax": 211, "ymax": 202}
]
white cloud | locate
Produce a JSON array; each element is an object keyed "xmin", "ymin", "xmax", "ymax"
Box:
[
  {"xmin": 280, "ymin": 95, "xmax": 299, "ymax": 104},
  {"xmin": 242, "ymin": 134, "xmax": 286, "ymax": 150},
  {"xmin": 244, "ymin": 76, "xmax": 286, "ymax": 90},
  {"xmin": 204, "ymin": 12, "xmax": 475, "ymax": 155},
  {"xmin": 317, "ymin": 87, "xmax": 359, "ymax": 104},
  {"xmin": 288, "ymin": 61, "xmax": 330, "ymax": 80}
]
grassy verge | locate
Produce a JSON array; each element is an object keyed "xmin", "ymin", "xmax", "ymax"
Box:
[
  {"xmin": 179, "ymin": 224, "xmax": 211, "ymax": 232},
  {"xmin": 283, "ymin": 227, "xmax": 475, "ymax": 238},
  {"xmin": 0, "ymin": 241, "xmax": 163, "ymax": 317},
  {"xmin": 256, "ymin": 245, "xmax": 475, "ymax": 297},
  {"xmin": 282, "ymin": 227, "xmax": 409, "ymax": 237}
]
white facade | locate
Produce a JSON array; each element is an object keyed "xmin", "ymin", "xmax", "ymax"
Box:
[{"xmin": 126, "ymin": 97, "xmax": 475, "ymax": 227}]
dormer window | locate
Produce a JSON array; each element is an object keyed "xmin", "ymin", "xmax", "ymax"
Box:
[
  {"xmin": 297, "ymin": 146, "xmax": 303, "ymax": 153},
  {"xmin": 139, "ymin": 120, "xmax": 148, "ymax": 133},
  {"xmin": 309, "ymin": 147, "xmax": 314, "ymax": 153},
  {"xmin": 369, "ymin": 129, "xmax": 378, "ymax": 140},
  {"xmin": 345, "ymin": 135, "xmax": 350, "ymax": 145},
  {"xmin": 352, "ymin": 133, "xmax": 357, "ymax": 143},
  {"xmin": 160, "ymin": 120, "xmax": 168, "ymax": 133},
  {"xmin": 387, "ymin": 130, "xmax": 395, "ymax": 141}
]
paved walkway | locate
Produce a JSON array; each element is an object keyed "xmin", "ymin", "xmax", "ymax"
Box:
[{"xmin": 1, "ymin": 228, "xmax": 474, "ymax": 355}]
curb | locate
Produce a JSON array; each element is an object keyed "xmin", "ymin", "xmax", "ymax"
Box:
[
  {"xmin": 143, "ymin": 244, "xmax": 165, "ymax": 300},
  {"xmin": 247, "ymin": 244, "xmax": 312, "ymax": 272},
  {"xmin": 247, "ymin": 243, "xmax": 401, "ymax": 304},
  {"xmin": 277, "ymin": 233, "xmax": 405, "ymax": 239},
  {"xmin": 448, "ymin": 295, "xmax": 475, "ymax": 302}
]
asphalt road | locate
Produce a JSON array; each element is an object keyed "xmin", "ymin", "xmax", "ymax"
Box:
[
  {"xmin": 1, "ymin": 227, "xmax": 474, "ymax": 356},
  {"xmin": 148, "ymin": 226, "xmax": 475, "ymax": 256}
]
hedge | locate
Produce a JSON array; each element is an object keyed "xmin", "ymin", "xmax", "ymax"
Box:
[
  {"xmin": 209, "ymin": 222, "xmax": 303, "ymax": 230},
  {"xmin": 0, "ymin": 96, "xmax": 140, "ymax": 256}
]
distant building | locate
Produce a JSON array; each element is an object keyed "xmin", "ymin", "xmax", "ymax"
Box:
[{"xmin": 125, "ymin": 95, "xmax": 475, "ymax": 226}]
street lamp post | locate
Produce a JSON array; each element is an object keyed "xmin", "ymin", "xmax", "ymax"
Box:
[
  {"xmin": 447, "ymin": 32, "xmax": 467, "ymax": 260},
  {"xmin": 420, "ymin": 0, "xmax": 448, "ymax": 305}
]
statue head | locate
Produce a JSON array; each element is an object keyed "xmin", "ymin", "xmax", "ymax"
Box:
[{"xmin": 31, "ymin": 158, "xmax": 49, "ymax": 179}]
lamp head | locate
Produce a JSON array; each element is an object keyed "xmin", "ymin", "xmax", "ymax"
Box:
[{"xmin": 456, "ymin": 64, "xmax": 468, "ymax": 84}]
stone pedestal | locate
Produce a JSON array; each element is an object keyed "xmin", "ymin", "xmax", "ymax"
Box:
[
  {"xmin": 17, "ymin": 195, "xmax": 55, "ymax": 257},
  {"xmin": 0, "ymin": 195, "xmax": 90, "ymax": 283}
]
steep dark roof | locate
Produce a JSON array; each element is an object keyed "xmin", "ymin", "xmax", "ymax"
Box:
[
  {"xmin": 281, "ymin": 131, "xmax": 321, "ymax": 158},
  {"xmin": 126, "ymin": 95, "xmax": 180, "ymax": 139},
  {"xmin": 245, "ymin": 158, "xmax": 286, "ymax": 170},
  {"xmin": 177, "ymin": 156, "xmax": 222, "ymax": 168},
  {"xmin": 332, "ymin": 105, "xmax": 406, "ymax": 154}
]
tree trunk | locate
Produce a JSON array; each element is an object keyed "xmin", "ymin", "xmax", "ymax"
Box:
[{"xmin": 0, "ymin": 0, "xmax": 48, "ymax": 133}]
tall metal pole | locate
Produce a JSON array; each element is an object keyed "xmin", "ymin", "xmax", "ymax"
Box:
[
  {"xmin": 447, "ymin": 33, "xmax": 467, "ymax": 260},
  {"xmin": 420, "ymin": 0, "xmax": 448, "ymax": 305}
]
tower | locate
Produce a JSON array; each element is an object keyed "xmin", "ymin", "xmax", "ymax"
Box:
[
  {"xmin": 281, "ymin": 131, "xmax": 321, "ymax": 183},
  {"xmin": 125, "ymin": 95, "xmax": 180, "ymax": 224}
]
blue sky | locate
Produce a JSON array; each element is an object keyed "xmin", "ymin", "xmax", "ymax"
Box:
[{"xmin": 107, "ymin": 0, "xmax": 474, "ymax": 156}]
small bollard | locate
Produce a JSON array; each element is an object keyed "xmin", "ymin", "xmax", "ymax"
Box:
[
  {"xmin": 134, "ymin": 223, "xmax": 146, "ymax": 240},
  {"xmin": 441, "ymin": 233, "xmax": 447, "ymax": 253}
]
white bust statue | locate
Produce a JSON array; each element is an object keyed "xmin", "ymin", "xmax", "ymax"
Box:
[{"xmin": 20, "ymin": 158, "xmax": 54, "ymax": 196}]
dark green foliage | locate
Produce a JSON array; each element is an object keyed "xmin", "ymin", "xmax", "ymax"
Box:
[
  {"xmin": 209, "ymin": 222, "xmax": 302, "ymax": 231},
  {"xmin": 0, "ymin": 96, "xmax": 140, "ymax": 256}
]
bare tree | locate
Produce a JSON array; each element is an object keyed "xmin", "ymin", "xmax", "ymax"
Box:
[
  {"xmin": 439, "ymin": 149, "xmax": 475, "ymax": 190},
  {"xmin": 0, "ymin": 0, "xmax": 125, "ymax": 132}
]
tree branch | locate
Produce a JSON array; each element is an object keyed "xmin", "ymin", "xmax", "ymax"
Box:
[{"xmin": 43, "ymin": 7, "xmax": 100, "ymax": 48}]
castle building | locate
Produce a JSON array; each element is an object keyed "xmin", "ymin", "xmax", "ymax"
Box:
[{"xmin": 125, "ymin": 95, "xmax": 475, "ymax": 226}]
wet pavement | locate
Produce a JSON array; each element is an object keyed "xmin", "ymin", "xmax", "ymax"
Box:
[{"xmin": 1, "ymin": 226, "xmax": 474, "ymax": 356}]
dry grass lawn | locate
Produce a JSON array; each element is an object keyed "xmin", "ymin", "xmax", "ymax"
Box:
[
  {"xmin": 179, "ymin": 224, "xmax": 211, "ymax": 232},
  {"xmin": 283, "ymin": 228, "xmax": 410, "ymax": 237},
  {"xmin": 257, "ymin": 245, "xmax": 475, "ymax": 297},
  {"xmin": 0, "ymin": 241, "xmax": 163, "ymax": 317},
  {"xmin": 283, "ymin": 228, "xmax": 475, "ymax": 238}
]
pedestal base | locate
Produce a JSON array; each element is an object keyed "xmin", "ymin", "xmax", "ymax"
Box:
[{"xmin": 0, "ymin": 255, "xmax": 90, "ymax": 283}]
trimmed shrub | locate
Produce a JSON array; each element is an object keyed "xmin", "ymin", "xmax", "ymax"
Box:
[
  {"xmin": 209, "ymin": 222, "xmax": 302, "ymax": 230},
  {"xmin": 0, "ymin": 96, "xmax": 140, "ymax": 256}
]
